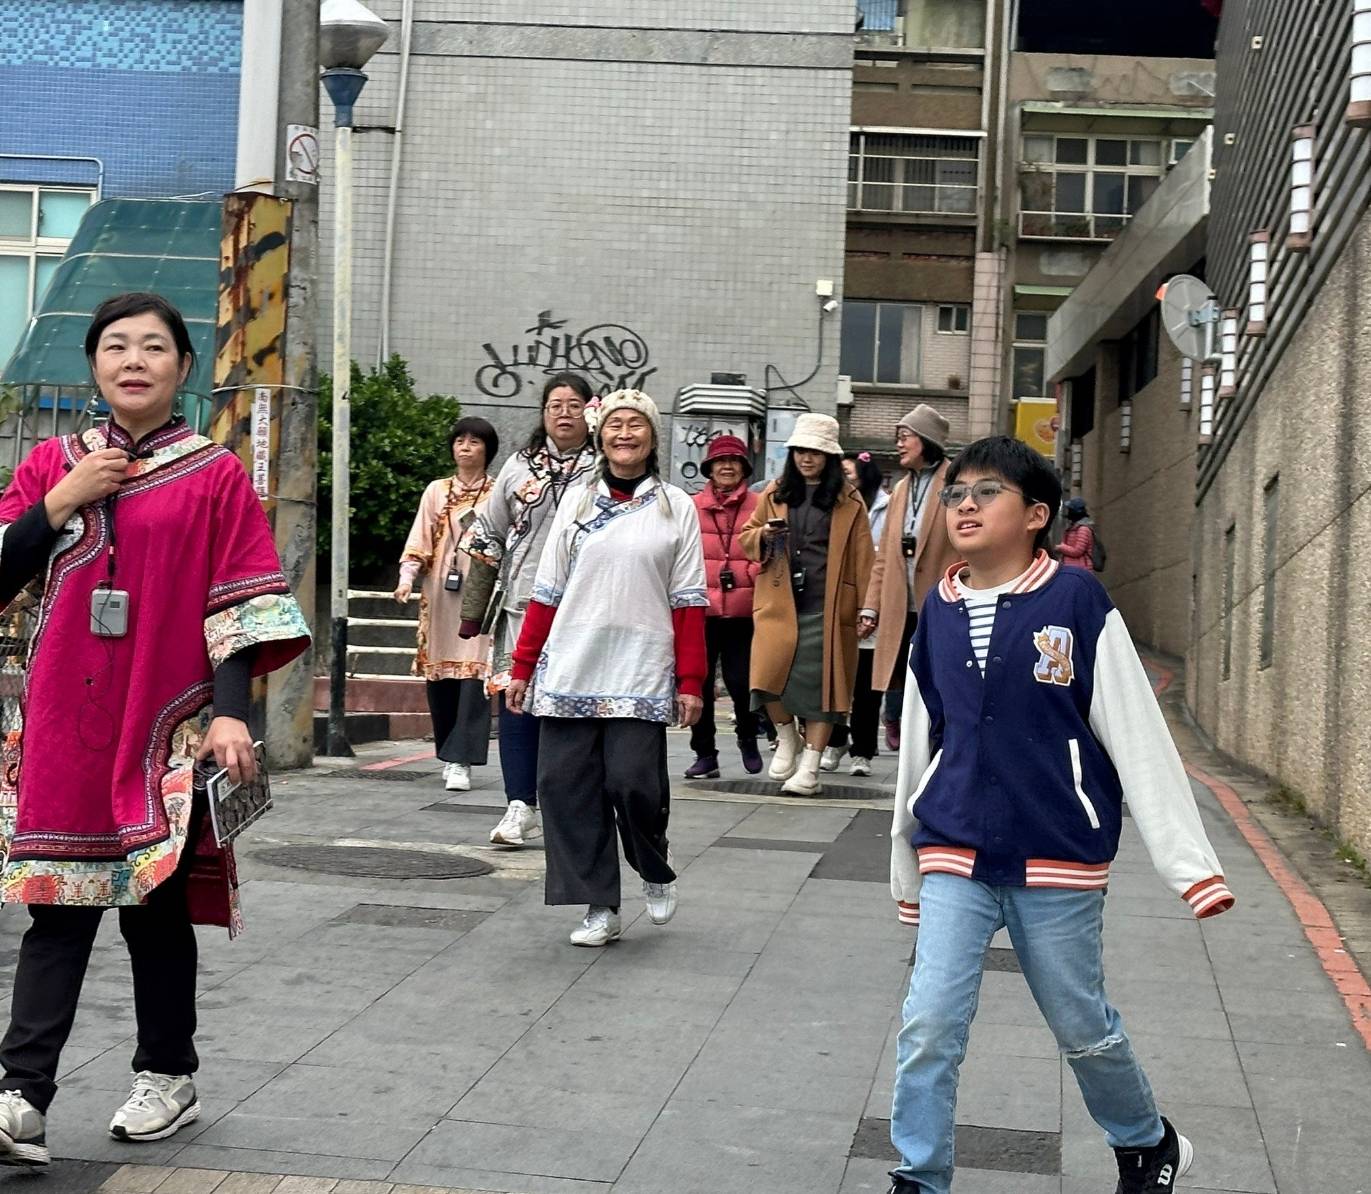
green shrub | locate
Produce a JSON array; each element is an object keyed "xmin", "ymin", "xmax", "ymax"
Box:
[{"xmin": 318, "ymin": 356, "xmax": 462, "ymax": 582}]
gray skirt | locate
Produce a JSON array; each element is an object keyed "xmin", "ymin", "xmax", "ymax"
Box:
[{"xmin": 752, "ymin": 612, "xmax": 844, "ymax": 724}]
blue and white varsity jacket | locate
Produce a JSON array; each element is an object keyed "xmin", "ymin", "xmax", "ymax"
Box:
[{"xmin": 891, "ymin": 551, "xmax": 1234, "ymax": 925}]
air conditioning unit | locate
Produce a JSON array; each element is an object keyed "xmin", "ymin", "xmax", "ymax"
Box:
[{"xmin": 836, "ymin": 374, "xmax": 854, "ymax": 407}]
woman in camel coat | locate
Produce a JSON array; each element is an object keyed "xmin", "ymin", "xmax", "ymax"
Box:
[{"xmin": 740, "ymin": 414, "xmax": 873, "ymax": 797}]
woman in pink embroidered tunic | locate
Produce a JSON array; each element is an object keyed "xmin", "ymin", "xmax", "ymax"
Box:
[
  {"xmin": 0, "ymin": 294, "xmax": 310, "ymax": 1167},
  {"xmin": 393, "ymin": 417, "xmax": 497, "ymax": 793}
]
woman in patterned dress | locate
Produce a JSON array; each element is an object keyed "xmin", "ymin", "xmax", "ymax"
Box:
[{"xmin": 0, "ymin": 292, "xmax": 310, "ymax": 1165}]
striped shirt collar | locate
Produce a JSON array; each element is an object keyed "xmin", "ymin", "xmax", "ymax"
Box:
[{"xmin": 938, "ymin": 550, "xmax": 1059, "ymax": 602}]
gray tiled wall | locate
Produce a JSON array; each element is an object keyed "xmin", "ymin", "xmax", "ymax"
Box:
[{"xmin": 318, "ymin": 2, "xmax": 853, "ymax": 461}]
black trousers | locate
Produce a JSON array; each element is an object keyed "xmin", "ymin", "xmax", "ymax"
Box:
[
  {"xmin": 689, "ymin": 617, "xmax": 757, "ymax": 758},
  {"xmin": 830, "ymin": 649, "xmax": 881, "ymax": 759},
  {"xmin": 537, "ymin": 718, "xmax": 676, "ymax": 908},
  {"xmin": 885, "ymin": 610, "xmax": 919, "ymax": 700},
  {"xmin": 427, "ymin": 677, "xmax": 492, "ymax": 765},
  {"xmin": 0, "ymin": 810, "xmax": 203, "ymax": 1113}
]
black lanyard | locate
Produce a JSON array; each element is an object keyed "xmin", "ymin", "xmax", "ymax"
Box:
[
  {"xmin": 101, "ymin": 492, "xmax": 119, "ymax": 584},
  {"xmin": 709, "ymin": 501, "xmax": 740, "ymax": 560},
  {"xmin": 545, "ymin": 446, "xmax": 590, "ymax": 512},
  {"xmin": 906, "ymin": 470, "xmax": 933, "ymax": 535}
]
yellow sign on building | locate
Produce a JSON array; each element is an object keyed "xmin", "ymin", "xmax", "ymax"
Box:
[{"xmin": 1014, "ymin": 399, "xmax": 1059, "ymax": 458}]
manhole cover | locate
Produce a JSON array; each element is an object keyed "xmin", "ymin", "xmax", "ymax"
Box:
[
  {"xmin": 253, "ymin": 845, "xmax": 493, "ymax": 879},
  {"xmin": 687, "ymin": 778, "xmax": 889, "ymax": 801}
]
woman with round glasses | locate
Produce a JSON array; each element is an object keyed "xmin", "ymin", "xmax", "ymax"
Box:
[
  {"xmin": 459, "ymin": 373, "xmax": 597, "ymax": 845},
  {"xmin": 858, "ymin": 405, "xmax": 958, "ymax": 762}
]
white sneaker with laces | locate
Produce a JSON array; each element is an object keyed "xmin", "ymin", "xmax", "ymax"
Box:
[
  {"xmin": 0, "ymin": 1091, "xmax": 48, "ymax": 1167},
  {"xmin": 443, "ymin": 762, "xmax": 471, "ymax": 792},
  {"xmin": 108, "ymin": 1072, "xmax": 199, "ymax": 1142},
  {"xmin": 849, "ymin": 756, "xmax": 873, "ymax": 777},
  {"xmin": 819, "ymin": 746, "xmax": 846, "ymax": 772},
  {"xmin": 643, "ymin": 878, "xmax": 678, "ymax": 925},
  {"xmin": 569, "ymin": 906, "xmax": 621, "ymax": 947},
  {"xmin": 489, "ymin": 799, "xmax": 540, "ymax": 846}
]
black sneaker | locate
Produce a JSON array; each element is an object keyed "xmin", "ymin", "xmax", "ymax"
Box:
[
  {"xmin": 1114, "ymin": 1117, "xmax": 1193, "ymax": 1193},
  {"xmin": 886, "ymin": 1179, "xmax": 924, "ymax": 1194}
]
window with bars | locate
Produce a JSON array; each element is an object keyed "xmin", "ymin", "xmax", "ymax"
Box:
[
  {"xmin": 839, "ymin": 300, "xmax": 923, "ymax": 385},
  {"xmin": 1018, "ymin": 135, "xmax": 1166, "ymax": 240},
  {"xmin": 0, "ymin": 185, "xmax": 94, "ymax": 368},
  {"xmin": 849, "ymin": 132, "xmax": 980, "ymax": 216},
  {"xmin": 1012, "ymin": 311, "xmax": 1048, "ymax": 399}
]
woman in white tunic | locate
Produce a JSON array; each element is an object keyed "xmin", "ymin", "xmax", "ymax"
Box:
[{"xmin": 506, "ymin": 390, "xmax": 708, "ymax": 947}]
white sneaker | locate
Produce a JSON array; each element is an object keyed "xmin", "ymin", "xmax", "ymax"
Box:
[
  {"xmin": 643, "ymin": 878, "xmax": 678, "ymax": 925},
  {"xmin": 850, "ymin": 756, "xmax": 873, "ymax": 777},
  {"xmin": 819, "ymin": 745, "xmax": 846, "ymax": 772},
  {"xmin": 768, "ymin": 720, "xmax": 803, "ymax": 781},
  {"xmin": 108, "ymin": 1072, "xmax": 200, "ymax": 1142},
  {"xmin": 489, "ymin": 799, "xmax": 540, "ymax": 846},
  {"xmin": 782, "ymin": 747, "xmax": 823, "ymax": 796},
  {"xmin": 443, "ymin": 762, "xmax": 471, "ymax": 792},
  {"xmin": 0, "ymin": 1091, "xmax": 47, "ymax": 1167},
  {"xmin": 569, "ymin": 906, "xmax": 621, "ymax": 947}
]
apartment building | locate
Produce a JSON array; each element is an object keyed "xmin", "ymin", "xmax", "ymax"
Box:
[
  {"xmin": 843, "ymin": 0, "xmax": 1214, "ymax": 464},
  {"xmin": 1045, "ymin": 0, "xmax": 1371, "ymax": 863}
]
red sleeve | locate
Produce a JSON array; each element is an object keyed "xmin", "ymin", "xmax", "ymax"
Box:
[
  {"xmin": 672, "ymin": 605, "xmax": 708, "ymax": 697},
  {"xmin": 510, "ymin": 599, "xmax": 557, "ymax": 681}
]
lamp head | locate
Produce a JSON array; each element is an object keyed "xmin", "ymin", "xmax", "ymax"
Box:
[{"xmin": 320, "ymin": 0, "xmax": 390, "ymax": 70}]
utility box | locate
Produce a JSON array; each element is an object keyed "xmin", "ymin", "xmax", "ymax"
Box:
[{"xmin": 670, "ymin": 382, "xmax": 767, "ymax": 493}]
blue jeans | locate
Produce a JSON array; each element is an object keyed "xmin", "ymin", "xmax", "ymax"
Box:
[
  {"xmin": 891, "ymin": 872, "xmax": 1162, "ymax": 1193},
  {"xmin": 497, "ymin": 693, "xmax": 540, "ymax": 806}
]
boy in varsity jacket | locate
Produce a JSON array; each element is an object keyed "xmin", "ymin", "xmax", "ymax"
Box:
[{"xmin": 887, "ymin": 436, "xmax": 1234, "ymax": 1194}]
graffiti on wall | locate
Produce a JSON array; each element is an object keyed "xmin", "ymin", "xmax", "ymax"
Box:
[
  {"xmin": 671, "ymin": 416, "xmax": 751, "ymax": 494},
  {"xmin": 474, "ymin": 310, "xmax": 657, "ymax": 399}
]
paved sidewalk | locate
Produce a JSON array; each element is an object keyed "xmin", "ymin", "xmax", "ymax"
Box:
[{"xmin": 1, "ymin": 704, "xmax": 1369, "ymax": 1193}]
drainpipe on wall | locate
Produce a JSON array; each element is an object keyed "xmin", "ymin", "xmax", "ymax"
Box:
[
  {"xmin": 377, "ymin": 0, "xmax": 414, "ymax": 365},
  {"xmin": 235, "ymin": 0, "xmax": 283, "ymax": 192}
]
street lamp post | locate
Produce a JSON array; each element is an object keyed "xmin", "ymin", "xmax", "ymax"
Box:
[{"xmin": 320, "ymin": 0, "xmax": 390, "ymax": 757}]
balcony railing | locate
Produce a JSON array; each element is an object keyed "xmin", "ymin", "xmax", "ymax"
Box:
[
  {"xmin": 849, "ymin": 181, "xmax": 978, "ymax": 216},
  {"xmin": 1018, "ymin": 210, "xmax": 1132, "ymax": 241}
]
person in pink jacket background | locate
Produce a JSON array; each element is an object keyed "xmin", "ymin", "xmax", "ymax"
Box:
[
  {"xmin": 685, "ymin": 436, "xmax": 764, "ymax": 778},
  {"xmin": 1058, "ymin": 497, "xmax": 1097, "ymax": 571}
]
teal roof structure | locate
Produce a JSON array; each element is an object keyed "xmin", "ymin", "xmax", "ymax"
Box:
[{"xmin": 2, "ymin": 198, "xmax": 220, "ymax": 399}]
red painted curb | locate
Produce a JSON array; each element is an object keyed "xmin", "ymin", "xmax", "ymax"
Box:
[
  {"xmin": 1185, "ymin": 760, "xmax": 1371, "ymax": 1052},
  {"xmin": 360, "ymin": 748, "xmax": 436, "ymax": 772}
]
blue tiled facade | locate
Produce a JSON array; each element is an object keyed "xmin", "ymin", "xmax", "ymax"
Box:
[{"xmin": 0, "ymin": 0, "xmax": 242, "ymax": 197}]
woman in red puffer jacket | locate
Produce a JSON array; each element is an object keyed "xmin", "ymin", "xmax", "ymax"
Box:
[{"xmin": 685, "ymin": 436, "xmax": 763, "ymax": 779}]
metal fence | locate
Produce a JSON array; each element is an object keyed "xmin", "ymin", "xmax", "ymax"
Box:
[{"xmin": 0, "ymin": 384, "xmax": 103, "ymax": 482}]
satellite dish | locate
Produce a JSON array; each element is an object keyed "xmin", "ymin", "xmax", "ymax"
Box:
[{"xmin": 1157, "ymin": 274, "xmax": 1219, "ymax": 361}]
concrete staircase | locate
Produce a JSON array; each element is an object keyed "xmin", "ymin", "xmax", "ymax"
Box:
[{"xmin": 313, "ymin": 589, "xmax": 432, "ymax": 750}]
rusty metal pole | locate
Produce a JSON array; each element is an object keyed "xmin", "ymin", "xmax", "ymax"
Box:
[{"xmin": 268, "ymin": 0, "xmax": 322, "ymax": 766}]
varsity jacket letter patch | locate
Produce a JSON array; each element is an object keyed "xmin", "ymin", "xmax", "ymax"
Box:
[{"xmin": 1032, "ymin": 625, "xmax": 1074, "ymax": 686}]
